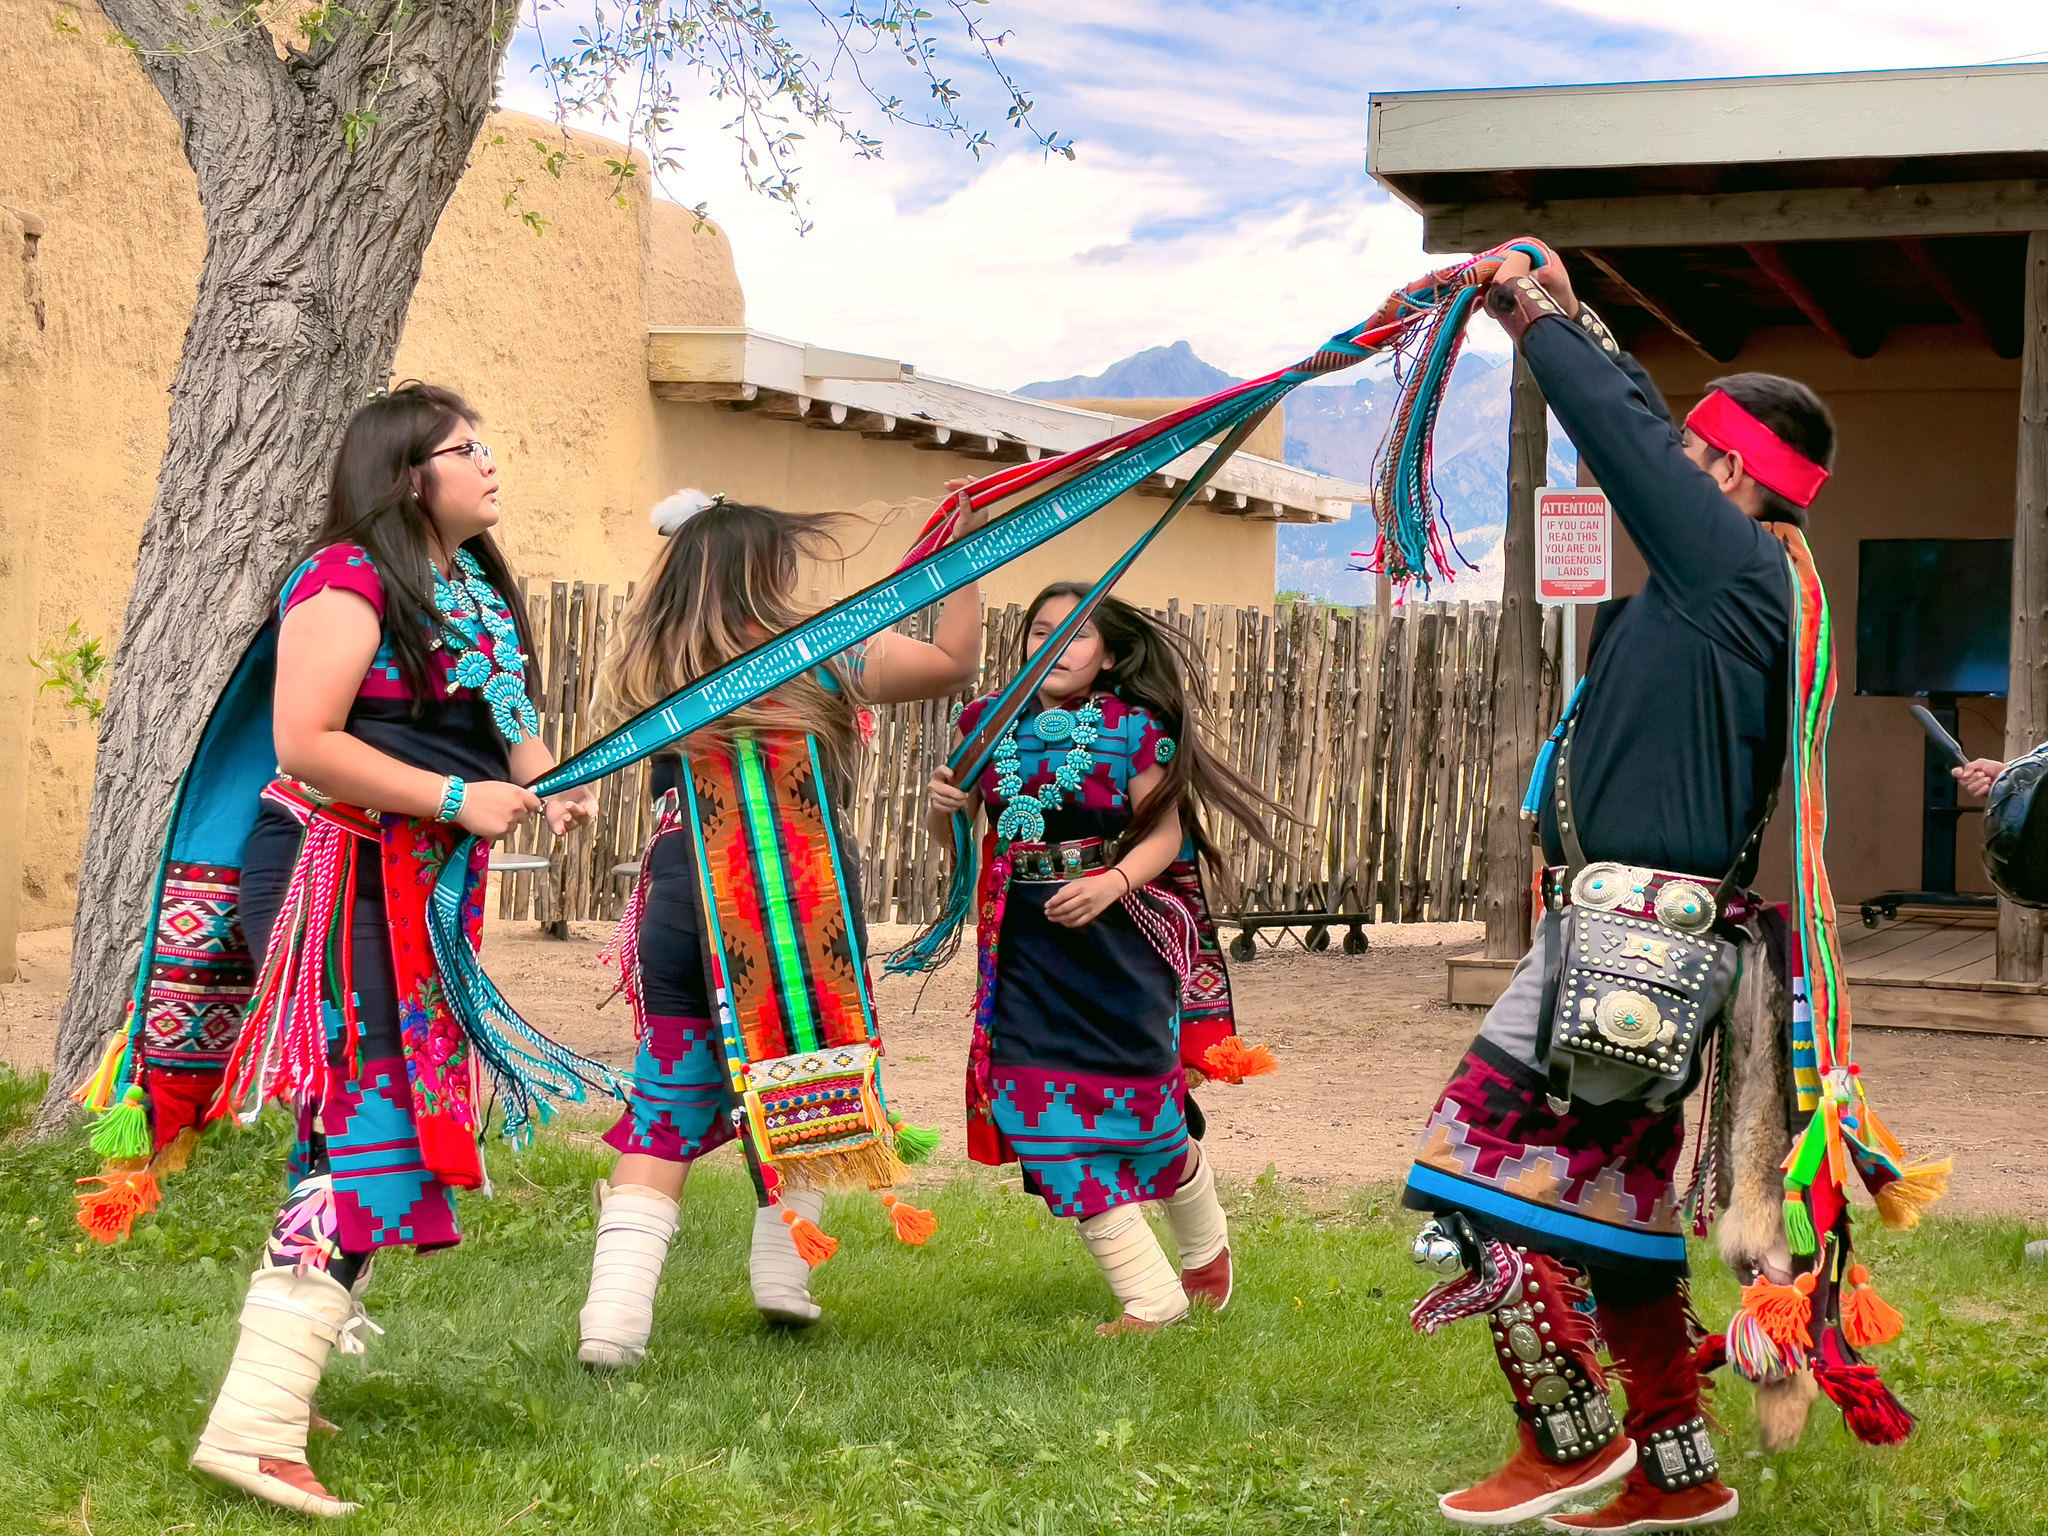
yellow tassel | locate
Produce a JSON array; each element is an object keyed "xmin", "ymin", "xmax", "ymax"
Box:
[
  {"xmin": 782, "ymin": 1207, "xmax": 839, "ymax": 1267},
  {"xmin": 1874, "ymin": 1159, "xmax": 1951, "ymax": 1232},
  {"xmin": 1842, "ymin": 1263, "xmax": 1905, "ymax": 1348},
  {"xmin": 1739, "ymin": 1271, "xmax": 1816, "ymax": 1354},
  {"xmin": 150, "ymin": 1126, "xmax": 201, "ymax": 1177},
  {"xmin": 70, "ymin": 1029, "xmax": 130, "ymax": 1112},
  {"xmin": 880, "ymin": 1193, "xmax": 937, "ymax": 1246},
  {"xmin": 74, "ymin": 1168, "xmax": 161, "ymax": 1244}
]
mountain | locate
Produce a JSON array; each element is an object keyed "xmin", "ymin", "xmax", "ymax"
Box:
[
  {"xmin": 1015, "ymin": 340, "xmax": 1239, "ymax": 400},
  {"xmin": 1016, "ymin": 343, "xmax": 1577, "ymax": 605}
]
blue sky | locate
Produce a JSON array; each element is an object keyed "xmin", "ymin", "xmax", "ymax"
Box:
[{"xmin": 504, "ymin": 3, "xmax": 2048, "ymax": 388}]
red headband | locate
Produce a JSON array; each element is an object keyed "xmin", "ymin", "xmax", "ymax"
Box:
[{"xmin": 1684, "ymin": 389, "xmax": 1829, "ymax": 509}]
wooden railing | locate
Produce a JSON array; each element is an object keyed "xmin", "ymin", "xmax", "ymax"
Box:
[{"xmin": 493, "ymin": 583, "xmax": 1562, "ymax": 931}]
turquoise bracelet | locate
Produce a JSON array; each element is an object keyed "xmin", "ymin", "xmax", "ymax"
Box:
[{"xmin": 435, "ymin": 775, "xmax": 467, "ymax": 823}]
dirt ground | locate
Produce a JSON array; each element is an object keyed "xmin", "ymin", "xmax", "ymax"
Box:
[{"xmin": 7, "ymin": 919, "xmax": 2045, "ymax": 1218}]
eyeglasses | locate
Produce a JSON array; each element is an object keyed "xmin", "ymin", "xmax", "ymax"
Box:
[{"xmin": 429, "ymin": 440, "xmax": 494, "ymax": 470}]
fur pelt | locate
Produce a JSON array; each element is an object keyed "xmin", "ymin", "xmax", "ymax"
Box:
[{"xmin": 1710, "ymin": 913, "xmax": 1817, "ymax": 1449}]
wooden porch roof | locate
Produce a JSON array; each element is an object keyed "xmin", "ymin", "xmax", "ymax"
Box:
[{"xmin": 1368, "ymin": 65, "xmax": 2048, "ymax": 362}]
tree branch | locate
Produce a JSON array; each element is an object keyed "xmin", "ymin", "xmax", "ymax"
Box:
[{"xmin": 94, "ymin": 0, "xmax": 288, "ymax": 110}]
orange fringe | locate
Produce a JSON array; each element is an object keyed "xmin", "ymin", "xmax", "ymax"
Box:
[
  {"xmin": 74, "ymin": 1168, "xmax": 162, "ymax": 1244},
  {"xmin": 881, "ymin": 1193, "xmax": 937, "ymax": 1246},
  {"xmin": 1202, "ymin": 1037, "xmax": 1278, "ymax": 1085},
  {"xmin": 1842, "ymin": 1263, "xmax": 1905, "ymax": 1348},
  {"xmin": 1738, "ymin": 1271, "xmax": 1816, "ymax": 1354},
  {"xmin": 1874, "ymin": 1159, "xmax": 1951, "ymax": 1232},
  {"xmin": 782, "ymin": 1207, "xmax": 839, "ymax": 1267}
]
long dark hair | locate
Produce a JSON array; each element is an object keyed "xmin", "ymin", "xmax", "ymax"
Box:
[
  {"xmin": 287, "ymin": 382, "xmax": 538, "ymax": 713},
  {"xmin": 598, "ymin": 500, "xmax": 860, "ymax": 788},
  {"xmin": 1019, "ymin": 583, "xmax": 1285, "ymax": 898}
]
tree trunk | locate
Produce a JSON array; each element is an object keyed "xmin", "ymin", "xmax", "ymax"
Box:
[
  {"xmin": 1482, "ymin": 352, "xmax": 1547, "ymax": 960},
  {"xmin": 1999, "ymin": 230, "xmax": 2048, "ymax": 982},
  {"xmin": 36, "ymin": 0, "xmax": 516, "ymax": 1131}
]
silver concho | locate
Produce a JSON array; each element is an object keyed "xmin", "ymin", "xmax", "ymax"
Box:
[
  {"xmin": 1594, "ymin": 989, "xmax": 1663, "ymax": 1048},
  {"xmin": 1571, "ymin": 862, "xmax": 1633, "ymax": 911},
  {"xmin": 1508, "ymin": 1323, "xmax": 1544, "ymax": 1362},
  {"xmin": 1530, "ymin": 1375, "xmax": 1571, "ymax": 1406},
  {"xmin": 1653, "ymin": 879, "xmax": 1715, "ymax": 934}
]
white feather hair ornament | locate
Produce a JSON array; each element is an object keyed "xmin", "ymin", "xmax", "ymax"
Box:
[{"xmin": 650, "ymin": 488, "xmax": 723, "ymax": 536}]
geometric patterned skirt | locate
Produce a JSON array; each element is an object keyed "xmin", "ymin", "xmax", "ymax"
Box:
[
  {"xmin": 987, "ymin": 883, "xmax": 1192, "ymax": 1221},
  {"xmin": 1402, "ymin": 1036, "xmax": 1689, "ymax": 1276},
  {"xmin": 241, "ymin": 801, "xmax": 459, "ymax": 1253}
]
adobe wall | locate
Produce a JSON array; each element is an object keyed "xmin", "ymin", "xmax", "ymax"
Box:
[
  {"xmin": 1623, "ymin": 325, "xmax": 2020, "ymax": 908},
  {"xmin": 650, "ymin": 401, "xmax": 1282, "ymax": 613},
  {"xmin": 0, "ymin": 0, "xmax": 738, "ymax": 932}
]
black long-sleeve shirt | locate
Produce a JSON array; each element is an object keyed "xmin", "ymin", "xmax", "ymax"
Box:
[{"xmin": 1526, "ymin": 317, "xmax": 1791, "ymax": 884}]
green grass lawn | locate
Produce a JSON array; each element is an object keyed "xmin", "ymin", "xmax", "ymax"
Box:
[{"xmin": 2, "ymin": 1063, "xmax": 2044, "ymax": 1535}]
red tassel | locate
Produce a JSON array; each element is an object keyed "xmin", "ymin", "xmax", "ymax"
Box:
[
  {"xmin": 782, "ymin": 1207, "xmax": 838, "ymax": 1267},
  {"xmin": 1695, "ymin": 1332, "xmax": 1728, "ymax": 1375},
  {"xmin": 880, "ymin": 1193, "xmax": 937, "ymax": 1246},
  {"xmin": 1814, "ymin": 1325, "xmax": 1914, "ymax": 1445}
]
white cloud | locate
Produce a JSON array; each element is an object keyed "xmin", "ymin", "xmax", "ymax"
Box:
[{"xmin": 1551, "ymin": 4, "xmax": 2046, "ymax": 71}]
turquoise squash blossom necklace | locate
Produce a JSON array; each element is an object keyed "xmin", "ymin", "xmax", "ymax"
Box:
[
  {"xmin": 994, "ymin": 698, "xmax": 1103, "ymax": 844},
  {"xmin": 431, "ymin": 548, "xmax": 541, "ymax": 744}
]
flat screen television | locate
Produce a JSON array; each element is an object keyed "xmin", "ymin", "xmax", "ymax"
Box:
[{"xmin": 1856, "ymin": 538, "xmax": 2011, "ymax": 697}]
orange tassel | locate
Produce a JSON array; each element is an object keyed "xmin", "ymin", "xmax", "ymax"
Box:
[
  {"xmin": 880, "ymin": 1193, "xmax": 937, "ymax": 1246},
  {"xmin": 1842, "ymin": 1263, "xmax": 1905, "ymax": 1348},
  {"xmin": 1738, "ymin": 1271, "xmax": 1816, "ymax": 1354},
  {"xmin": 1201, "ymin": 1037, "xmax": 1278, "ymax": 1085},
  {"xmin": 74, "ymin": 1168, "xmax": 161, "ymax": 1244},
  {"xmin": 781, "ymin": 1207, "xmax": 838, "ymax": 1267}
]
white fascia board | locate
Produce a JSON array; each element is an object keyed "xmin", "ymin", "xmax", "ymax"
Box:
[
  {"xmin": 1369, "ymin": 64, "xmax": 2048, "ymax": 181},
  {"xmin": 648, "ymin": 327, "xmax": 1368, "ymax": 521}
]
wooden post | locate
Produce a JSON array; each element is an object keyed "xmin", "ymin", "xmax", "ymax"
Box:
[
  {"xmin": 1482, "ymin": 352, "xmax": 1548, "ymax": 961},
  {"xmin": 1999, "ymin": 230, "xmax": 2048, "ymax": 982}
]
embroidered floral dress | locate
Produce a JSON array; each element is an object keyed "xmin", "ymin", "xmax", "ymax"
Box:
[
  {"xmin": 958, "ymin": 690, "xmax": 1195, "ymax": 1221},
  {"xmin": 236, "ymin": 542, "xmax": 524, "ymax": 1253}
]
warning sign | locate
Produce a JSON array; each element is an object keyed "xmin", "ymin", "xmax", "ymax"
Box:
[{"xmin": 1537, "ymin": 488, "xmax": 1611, "ymax": 602}]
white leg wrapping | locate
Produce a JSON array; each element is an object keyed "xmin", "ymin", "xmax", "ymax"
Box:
[
  {"xmin": 1162, "ymin": 1147, "xmax": 1228, "ymax": 1268},
  {"xmin": 751, "ymin": 1188, "xmax": 824, "ymax": 1325},
  {"xmin": 1078, "ymin": 1206, "xmax": 1189, "ymax": 1326},
  {"xmin": 577, "ymin": 1181, "xmax": 680, "ymax": 1368},
  {"xmin": 191, "ymin": 1265, "xmax": 359, "ymax": 1517}
]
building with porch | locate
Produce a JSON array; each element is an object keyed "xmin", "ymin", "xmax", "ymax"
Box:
[
  {"xmin": 1369, "ymin": 63, "xmax": 2048, "ymax": 1034},
  {"xmin": 0, "ymin": 0, "xmax": 1360, "ymax": 976}
]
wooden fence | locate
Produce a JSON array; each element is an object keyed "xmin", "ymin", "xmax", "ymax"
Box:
[{"xmin": 493, "ymin": 582, "xmax": 1563, "ymax": 931}]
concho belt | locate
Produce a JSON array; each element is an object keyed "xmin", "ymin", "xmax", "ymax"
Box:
[
  {"xmin": 1549, "ymin": 861, "xmax": 1722, "ymax": 1083},
  {"xmin": 1543, "ymin": 691, "xmax": 1775, "ymax": 1107},
  {"xmin": 1009, "ymin": 837, "xmax": 1111, "ymax": 883}
]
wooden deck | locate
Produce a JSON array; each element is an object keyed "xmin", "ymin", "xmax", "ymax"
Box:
[
  {"xmin": 1447, "ymin": 908, "xmax": 2048, "ymax": 1038},
  {"xmin": 1839, "ymin": 909, "xmax": 2048, "ymax": 1038}
]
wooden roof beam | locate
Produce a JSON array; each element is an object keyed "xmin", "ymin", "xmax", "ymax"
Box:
[
  {"xmin": 1424, "ymin": 176, "xmax": 2048, "ymax": 254},
  {"xmin": 1578, "ymin": 248, "xmax": 1747, "ymax": 362},
  {"xmin": 1897, "ymin": 237, "xmax": 2004, "ymax": 355},
  {"xmin": 1742, "ymin": 243, "xmax": 1884, "ymax": 358}
]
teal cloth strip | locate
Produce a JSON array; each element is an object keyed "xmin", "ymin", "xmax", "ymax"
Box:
[
  {"xmin": 529, "ymin": 382, "xmax": 1279, "ymax": 800},
  {"xmin": 424, "ymin": 847, "xmax": 629, "ymax": 1138}
]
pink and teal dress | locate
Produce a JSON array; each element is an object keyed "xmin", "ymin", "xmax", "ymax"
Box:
[{"xmin": 959, "ymin": 690, "xmax": 1200, "ymax": 1221}]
